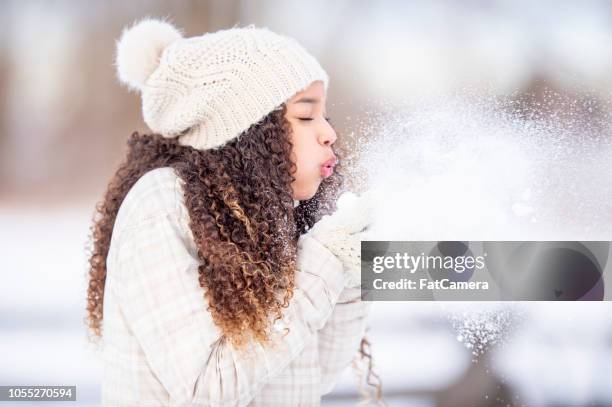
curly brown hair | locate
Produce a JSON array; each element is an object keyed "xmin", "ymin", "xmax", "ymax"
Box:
[{"xmin": 85, "ymin": 104, "xmax": 383, "ymax": 403}]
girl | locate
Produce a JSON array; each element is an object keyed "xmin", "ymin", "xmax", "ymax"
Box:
[{"xmin": 86, "ymin": 18, "xmax": 382, "ymax": 406}]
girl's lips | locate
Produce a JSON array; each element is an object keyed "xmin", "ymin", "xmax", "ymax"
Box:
[
  {"xmin": 320, "ymin": 156, "xmax": 337, "ymax": 178},
  {"xmin": 321, "ymin": 165, "xmax": 333, "ymax": 178}
]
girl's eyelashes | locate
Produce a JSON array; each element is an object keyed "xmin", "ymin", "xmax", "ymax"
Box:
[{"xmin": 297, "ymin": 117, "xmax": 332, "ymax": 122}]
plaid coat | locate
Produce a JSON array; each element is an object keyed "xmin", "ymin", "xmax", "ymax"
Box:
[{"xmin": 101, "ymin": 167, "xmax": 372, "ymax": 406}]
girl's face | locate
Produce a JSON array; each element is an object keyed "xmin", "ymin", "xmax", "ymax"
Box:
[{"xmin": 285, "ymin": 80, "xmax": 338, "ymax": 200}]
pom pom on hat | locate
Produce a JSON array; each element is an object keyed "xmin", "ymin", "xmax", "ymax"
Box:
[{"xmin": 115, "ymin": 18, "xmax": 183, "ymax": 92}]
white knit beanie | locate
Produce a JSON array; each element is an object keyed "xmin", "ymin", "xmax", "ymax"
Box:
[{"xmin": 114, "ymin": 18, "xmax": 329, "ymax": 150}]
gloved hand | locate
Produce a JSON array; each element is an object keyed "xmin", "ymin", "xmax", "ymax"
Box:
[{"xmin": 306, "ymin": 189, "xmax": 378, "ymax": 287}]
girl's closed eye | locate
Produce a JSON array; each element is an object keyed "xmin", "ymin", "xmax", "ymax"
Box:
[{"xmin": 297, "ymin": 117, "xmax": 332, "ymax": 122}]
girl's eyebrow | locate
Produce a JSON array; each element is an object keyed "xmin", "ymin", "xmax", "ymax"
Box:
[{"xmin": 293, "ymin": 97, "xmax": 319, "ymax": 104}]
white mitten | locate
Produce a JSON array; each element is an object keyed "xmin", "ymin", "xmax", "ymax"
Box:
[{"xmin": 306, "ymin": 189, "xmax": 377, "ymax": 287}]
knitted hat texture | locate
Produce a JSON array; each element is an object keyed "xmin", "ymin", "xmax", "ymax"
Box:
[{"xmin": 115, "ymin": 18, "xmax": 329, "ymax": 150}]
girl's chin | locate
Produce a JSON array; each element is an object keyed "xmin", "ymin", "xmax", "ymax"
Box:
[{"xmin": 293, "ymin": 180, "xmax": 321, "ymax": 201}]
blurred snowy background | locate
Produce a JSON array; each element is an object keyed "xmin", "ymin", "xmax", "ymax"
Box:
[{"xmin": 1, "ymin": 1, "xmax": 612, "ymax": 406}]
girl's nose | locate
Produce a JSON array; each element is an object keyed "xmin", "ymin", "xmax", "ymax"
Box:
[{"xmin": 320, "ymin": 122, "xmax": 337, "ymax": 146}]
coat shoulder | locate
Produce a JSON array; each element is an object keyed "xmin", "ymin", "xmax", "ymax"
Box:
[{"xmin": 114, "ymin": 167, "xmax": 189, "ymax": 235}]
